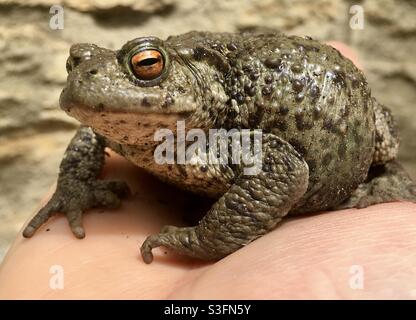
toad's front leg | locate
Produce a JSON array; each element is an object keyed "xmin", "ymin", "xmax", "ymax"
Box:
[
  {"xmin": 23, "ymin": 126, "xmax": 130, "ymax": 239},
  {"xmin": 140, "ymin": 133, "xmax": 309, "ymax": 263}
]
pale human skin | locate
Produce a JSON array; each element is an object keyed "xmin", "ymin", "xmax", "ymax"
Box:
[{"xmin": 0, "ymin": 43, "xmax": 415, "ymax": 299}]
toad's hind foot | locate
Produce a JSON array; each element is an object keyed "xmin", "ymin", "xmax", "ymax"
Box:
[{"xmin": 336, "ymin": 160, "xmax": 416, "ymax": 209}]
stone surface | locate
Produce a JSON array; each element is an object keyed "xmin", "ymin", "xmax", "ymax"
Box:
[{"xmin": 0, "ymin": 0, "xmax": 415, "ymax": 261}]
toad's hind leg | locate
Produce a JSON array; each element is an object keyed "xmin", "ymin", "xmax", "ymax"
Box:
[
  {"xmin": 337, "ymin": 99, "xmax": 416, "ymax": 209},
  {"xmin": 140, "ymin": 133, "xmax": 309, "ymax": 263},
  {"xmin": 337, "ymin": 161, "xmax": 416, "ymax": 209}
]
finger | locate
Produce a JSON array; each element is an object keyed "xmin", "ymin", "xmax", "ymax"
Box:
[
  {"xmin": 67, "ymin": 209, "xmax": 85, "ymax": 239},
  {"xmin": 325, "ymin": 41, "xmax": 363, "ymax": 70},
  {"xmin": 23, "ymin": 200, "xmax": 60, "ymax": 238}
]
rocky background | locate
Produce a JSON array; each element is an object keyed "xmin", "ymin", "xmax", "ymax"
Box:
[{"xmin": 0, "ymin": 0, "xmax": 415, "ymax": 261}]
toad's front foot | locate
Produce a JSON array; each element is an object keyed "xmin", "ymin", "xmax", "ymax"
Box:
[
  {"xmin": 23, "ymin": 126, "xmax": 130, "ymax": 238},
  {"xmin": 23, "ymin": 179, "xmax": 130, "ymax": 238}
]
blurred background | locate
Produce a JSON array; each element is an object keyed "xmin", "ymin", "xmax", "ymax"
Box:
[{"xmin": 0, "ymin": 0, "xmax": 415, "ymax": 262}]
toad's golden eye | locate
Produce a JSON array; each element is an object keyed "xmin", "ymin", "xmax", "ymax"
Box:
[{"xmin": 130, "ymin": 50, "xmax": 164, "ymax": 80}]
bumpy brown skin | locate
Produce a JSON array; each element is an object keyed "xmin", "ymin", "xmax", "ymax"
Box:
[
  {"xmin": 23, "ymin": 31, "xmax": 416, "ymax": 263},
  {"xmin": 22, "ymin": 126, "xmax": 130, "ymax": 239}
]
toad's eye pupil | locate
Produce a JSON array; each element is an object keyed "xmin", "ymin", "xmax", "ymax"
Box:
[
  {"xmin": 130, "ymin": 50, "xmax": 164, "ymax": 80},
  {"xmin": 137, "ymin": 57, "xmax": 159, "ymax": 66}
]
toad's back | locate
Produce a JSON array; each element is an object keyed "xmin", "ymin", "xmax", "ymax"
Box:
[{"xmin": 166, "ymin": 32, "xmax": 375, "ymax": 212}]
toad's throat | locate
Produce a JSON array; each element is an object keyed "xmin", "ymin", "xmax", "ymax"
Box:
[{"xmin": 65, "ymin": 104, "xmax": 186, "ymax": 146}]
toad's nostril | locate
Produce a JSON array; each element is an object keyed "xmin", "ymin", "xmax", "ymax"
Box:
[
  {"xmin": 66, "ymin": 58, "xmax": 72, "ymax": 73},
  {"xmin": 66, "ymin": 56, "xmax": 83, "ymax": 74}
]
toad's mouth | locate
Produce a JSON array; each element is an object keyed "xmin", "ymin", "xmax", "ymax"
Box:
[
  {"xmin": 64, "ymin": 103, "xmax": 188, "ymax": 145},
  {"xmin": 59, "ymin": 83, "xmax": 197, "ymax": 115}
]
